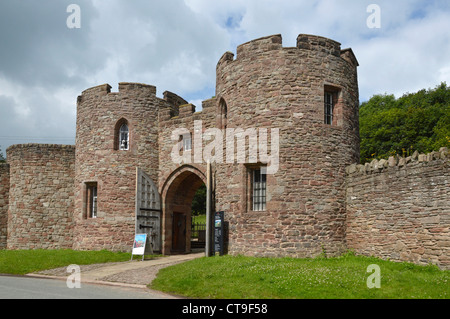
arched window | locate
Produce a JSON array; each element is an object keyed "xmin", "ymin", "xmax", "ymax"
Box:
[
  {"xmin": 114, "ymin": 118, "xmax": 130, "ymax": 151},
  {"xmin": 119, "ymin": 124, "xmax": 129, "ymax": 150},
  {"xmin": 217, "ymin": 98, "xmax": 227, "ymax": 129}
]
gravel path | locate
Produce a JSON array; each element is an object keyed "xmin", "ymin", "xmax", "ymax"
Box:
[
  {"xmin": 99, "ymin": 261, "xmax": 184, "ymax": 285},
  {"xmin": 34, "ymin": 262, "xmax": 125, "ymax": 276},
  {"xmin": 33, "ymin": 259, "xmax": 191, "ymax": 286},
  {"xmin": 34, "ymin": 254, "xmax": 201, "ymax": 285}
]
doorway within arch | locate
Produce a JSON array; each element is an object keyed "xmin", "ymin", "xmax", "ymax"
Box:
[{"xmin": 162, "ymin": 166, "xmax": 207, "ymax": 254}]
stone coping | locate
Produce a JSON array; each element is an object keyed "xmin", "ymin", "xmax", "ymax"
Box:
[{"xmin": 346, "ymin": 147, "xmax": 449, "ymax": 175}]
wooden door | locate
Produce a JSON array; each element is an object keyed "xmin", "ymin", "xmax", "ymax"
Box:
[
  {"xmin": 172, "ymin": 212, "xmax": 186, "ymax": 252},
  {"xmin": 136, "ymin": 168, "xmax": 161, "ymax": 252}
]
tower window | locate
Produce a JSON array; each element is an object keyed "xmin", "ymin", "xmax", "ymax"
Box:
[
  {"xmin": 85, "ymin": 182, "xmax": 98, "ymax": 219},
  {"xmin": 114, "ymin": 118, "xmax": 130, "ymax": 151},
  {"xmin": 119, "ymin": 124, "xmax": 129, "ymax": 150},
  {"xmin": 324, "ymin": 85, "xmax": 342, "ymax": 126},
  {"xmin": 324, "ymin": 92, "xmax": 334, "ymax": 125},
  {"xmin": 218, "ymin": 98, "xmax": 228, "ymax": 129},
  {"xmin": 180, "ymin": 133, "xmax": 192, "ymax": 151},
  {"xmin": 252, "ymin": 168, "xmax": 266, "ymax": 211}
]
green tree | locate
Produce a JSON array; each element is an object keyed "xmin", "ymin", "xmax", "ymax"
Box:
[
  {"xmin": 359, "ymin": 82, "xmax": 450, "ymax": 163},
  {"xmin": 0, "ymin": 146, "xmax": 5, "ymax": 163},
  {"xmin": 191, "ymin": 184, "xmax": 206, "ymax": 216}
]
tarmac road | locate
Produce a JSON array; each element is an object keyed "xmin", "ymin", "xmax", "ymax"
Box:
[
  {"xmin": 0, "ymin": 274, "xmax": 175, "ymax": 299},
  {"xmin": 0, "ymin": 252, "xmax": 204, "ymax": 300}
]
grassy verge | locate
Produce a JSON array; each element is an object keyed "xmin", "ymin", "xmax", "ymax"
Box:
[
  {"xmin": 150, "ymin": 253, "xmax": 449, "ymax": 299},
  {"xmin": 192, "ymin": 214, "xmax": 206, "ymax": 224},
  {"xmin": 0, "ymin": 249, "xmax": 133, "ymax": 275}
]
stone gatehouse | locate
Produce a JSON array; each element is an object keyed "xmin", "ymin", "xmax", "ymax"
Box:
[{"xmin": 0, "ymin": 34, "xmax": 448, "ymax": 269}]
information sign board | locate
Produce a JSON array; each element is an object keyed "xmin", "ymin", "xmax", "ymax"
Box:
[
  {"xmin": 131, "ymin": 234, "xmax": 147, "ymax": 261},
  {"xmin": 214, "ymin": 211, "xmax": 224, "ymax": 256}
]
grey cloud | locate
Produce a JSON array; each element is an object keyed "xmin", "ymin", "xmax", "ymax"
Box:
[
  {"xmin": 87, "ymin": 0, "xmax": 229, "ymax": 96},
  {"xmin": 0, "ymin": 0, "xmax": 103, "ymax": 88},
  {"xmin": 1, "ymin": 0, "xmax": 449, "ymax": 157},
  {"xmin": 0, "ymin": 1, "xmax": 231, "ymax": 157}
]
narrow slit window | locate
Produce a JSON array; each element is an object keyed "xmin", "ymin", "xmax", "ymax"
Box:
[
  {"xmin": 324, "ymin": 92, "xmax": 334, "ymax": 125},
  {"xmin": 252, "ymin": 169, "xmax": 266, "ymax": 211},
  {"xmin": 86, "ymin": 183, "xmax": 98, "ymax": 219},
  {"xmin": 219, "ymin": 98, "xmax": 228, "ymax": 129}
]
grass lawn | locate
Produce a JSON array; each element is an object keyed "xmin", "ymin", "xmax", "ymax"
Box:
[
  {"xmin": 0, "ymin": 249, "xmax": 133, "ymax": 275},
  {"xmin": 150, "ymin": 253, "xmax": 449, "ymax": 299},
  {"xmin": 192, "ymin": 214, "xmax": 206, "ymax": 224}
]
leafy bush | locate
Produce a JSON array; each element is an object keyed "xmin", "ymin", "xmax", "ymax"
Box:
[{"xmin": 360, "ymin": 82, "xmax": 450, "ymax": 163}]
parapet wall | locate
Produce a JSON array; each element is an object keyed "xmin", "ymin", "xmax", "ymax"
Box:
[
  {"xmin": 297, "ymin": 34, "xmax": 341, "ymax": 57},
  {"xmin": 6, "ymin": 144, "xmax": 75, "ymax": 250},
  {"xmin": 78, "ymin": 82, "xmax": 157, "ymax": 101},
  {"xmin": 218, "ymin": 34, "xmax": 358, "ymax": 67},
  {"xmin": 345, "ymin": 148, "xmax": 450, "ymax": 269},
  {"xmin": 0, "ymin": 163, "xmax": 9, "ymax": 249}
]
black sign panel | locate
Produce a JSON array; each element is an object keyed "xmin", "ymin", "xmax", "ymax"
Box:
[{"xmin": 213, "ymin": 211, "xmax": 224, "ymax": 256}]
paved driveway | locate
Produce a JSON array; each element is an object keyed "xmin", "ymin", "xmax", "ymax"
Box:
[
  {"xmin": 1, "ymin": 252, "xmax": 204, "ymax": 299},
  {"xmin": 0, "ymin": 275, "xmax": 175, "ymax": 299}
]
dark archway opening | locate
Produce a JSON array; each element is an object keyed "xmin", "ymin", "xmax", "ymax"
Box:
[
  {"xmin": 190, "ymin": 184, "xmax": 206, "ymax": 250},
  {"xmin": 163, "ymin": 170, "xmax": 206, "ymax": 254}
]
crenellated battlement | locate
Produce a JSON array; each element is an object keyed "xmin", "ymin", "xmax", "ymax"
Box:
[
  {"xmin": 160, "ymin": 103, "xmax": 195, "ymax": 121},
  {"xmin": 236, "ymin": 34, "xmax": 283, "ymax": 60},
  {"xmin": 160, "ymin": 103, "xmax": 199, "ymax": 122},
  {"xmin": 163, "ymin": 91, "xmax": 188, "ymax": 108},
  {"xmin": 216, "ymin": 51, "xmax": 234, "ymax": 69},
  {"xmin": 217, "ymin": 33, "xmax": 358, "ymax": 69},
  {"xmin": 118, "ymin": 82, "xmax": 156, "ymax": 95},
  {"xmin": 78, "ymin": 84, "xmax": 111, "ymax": 102},
  {"xmin": 160, "ymin": 97, "xmax": 217, "ymax": 122},
  {"xmin": 78, "ymin": 82, "xmax": 157, "ymax": 104},
  {"xmin": 296, "ymin": 34, "xmax": 341, "ymax": 57}
]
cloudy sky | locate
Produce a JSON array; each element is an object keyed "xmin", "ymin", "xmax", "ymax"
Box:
[{"xmin": 0, "ymin": 0, "xmax": 449, "ymax": 157}]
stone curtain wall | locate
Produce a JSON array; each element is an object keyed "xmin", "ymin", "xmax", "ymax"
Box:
[
  {"xmin": 346, "ymin": 148, "xmax": 450, "ymax": 269},
  {"xmin": 6, "ymin": 144, "xmax": 75, "ymax": 250},
  {"xmin": 0, "ymin": 163, "xmax": 10, "ymax": 249}
]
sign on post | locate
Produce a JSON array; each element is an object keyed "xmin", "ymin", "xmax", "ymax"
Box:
[
  {"xmin": 131, "ymin": 233, "xmax": 148, "ymax": 261},
  {"xmin": 214, "ymin": 211, "xmax": 224, "ymax": 256}
]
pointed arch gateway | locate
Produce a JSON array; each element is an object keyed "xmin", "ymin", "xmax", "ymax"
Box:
[{"xmin": 160, "ymin": 164, "xmax": 209, "ymax": 255}]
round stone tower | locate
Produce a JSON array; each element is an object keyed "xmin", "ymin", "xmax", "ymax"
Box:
[
  {"xmin": 215, "ymin": 34, "xmax": 360, "ymax": 257},
  {"xmin": 74, "ymin": 83, "xmax": 160, "ymax": 251},
  {"xmin": 6, "ymin": 144, "xmax": 75, "ymax": 250}
]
